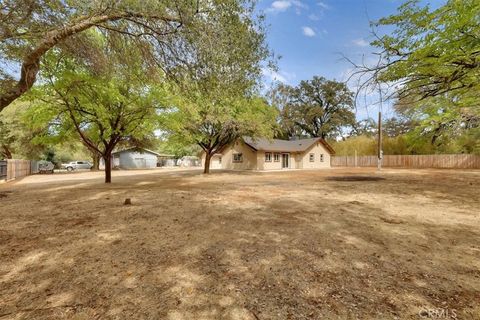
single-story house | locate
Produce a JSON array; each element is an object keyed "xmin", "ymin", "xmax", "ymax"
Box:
[
  {"xmin": 100, "ymin": 147, "xmax": 161, "ymax": 169},
  {"xmin": 202, "ymin": 137, "xmax": 335, "ymax": 170}
]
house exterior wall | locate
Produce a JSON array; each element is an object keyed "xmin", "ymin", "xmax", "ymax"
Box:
[
  {"xmin": 209, "ymin": 155, "xmax": 222, "ymax": 169},
  {"xmin": 201, "ymin": 140, "xmax": 332, "ymax": 171},
  {"xmin": 201, "ymin": 141, "xmax": 257, "ymax": 170},
  {"xmin": 118, "ymin": 151, "xmax": 158, "ymax": 169},
  {"xmin": 221, "ymin": 140, "xmax": 257, "ymax": 170},
  {"xmin": 255, "ymin": 151, "xmax": 304, "ymax": 170},
  {"xmin": 299, "ymin": 141, "xmax": 331, "ymax": 169},
  {"xmin": 294, "ymin": 153, "xmax": 303, "ymax": 169},
  {"xmin": 257, "ymin": 151, "xmax": 282, "ymax": 170}
]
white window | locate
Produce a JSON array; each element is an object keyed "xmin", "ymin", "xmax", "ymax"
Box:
[
  {"xmin": 274, "ymin": 153, "xmax": 280, "ymax": 162},
  {"xmin": 320, "ymin": 154, "xmax": 324, "ymax": 162},
  {"xmin": 265, "ymin": 152, "xmax": 272, "ymax": 162},
  {"xmin": 309, "ymin": 153, "xmax": 315, "ymax": 162},
  {"xmin": 233, "ymin": 153, "xmax": 243, "ymax": 163}
]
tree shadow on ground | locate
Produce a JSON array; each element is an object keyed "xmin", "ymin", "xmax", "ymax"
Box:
[{"xmin": 0, "ymin": 169, "xmax": 479, "ymax": 319}]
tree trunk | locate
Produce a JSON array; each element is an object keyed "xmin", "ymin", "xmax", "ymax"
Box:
[
  {"xmin": 104, "ymin": 153, "xmax": 112, "ymax": 183},
  {"xmin": 1, "ymin": 145, "xmax": 13, "ymax": 159},
  {"xmin": 92, "ymin": 154, "xmax": 100, "ymax": 171},
  {"xmin": 203, "ymin": 152, "xmax": 212, "ymax": 174}
]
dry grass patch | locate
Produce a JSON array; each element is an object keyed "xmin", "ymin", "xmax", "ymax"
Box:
[{"xmin": 0, "ymin": 168, "xmax": 479, "ymax": 319}]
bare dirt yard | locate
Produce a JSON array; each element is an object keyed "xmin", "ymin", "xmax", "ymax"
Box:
[{"xmin": 0, "ymin": 168, "xmax": 479, "ymax": 319}]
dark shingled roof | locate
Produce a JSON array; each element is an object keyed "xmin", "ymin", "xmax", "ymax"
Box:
[{"xmin": 243, "ymin": 137, "xmax": 335, "ymax": 154}]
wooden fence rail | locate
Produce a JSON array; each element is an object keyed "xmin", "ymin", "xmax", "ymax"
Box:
[
  {"xmin": 0, "ymin": 160, "xmax": 39, "ymax": 182},
  {"xmin": 331, "ymin": 154, "xmax": 480, "ymax": 169}
]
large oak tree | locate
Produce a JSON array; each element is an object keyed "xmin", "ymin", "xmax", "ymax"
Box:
[{"xmin": 272, "ymin": 77, "xmax": 355, "ymax": 139}]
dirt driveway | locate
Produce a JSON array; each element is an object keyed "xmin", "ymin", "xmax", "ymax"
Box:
[{"xmin": 0, "ymin": 168, "xmax": 479, "ymax": 319}]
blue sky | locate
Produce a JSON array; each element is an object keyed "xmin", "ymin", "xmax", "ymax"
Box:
[{"xmin": 258, "ymin": 0, "xmax": 445, "ymax": 120}]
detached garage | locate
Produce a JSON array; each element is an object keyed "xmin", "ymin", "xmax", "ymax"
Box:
[{"xmin": 111, "ymin": 148, "xmax": 159, "ymax": 169}]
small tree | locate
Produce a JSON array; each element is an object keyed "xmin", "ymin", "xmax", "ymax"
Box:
[
  {"xmin": 159, "ymin": 0, "xmax": 272, "ymax": 174},
  {"xmin": 164, "ymin": 87, "xmax": 277, "ymax": 173},
  {"xmin": 32, "ymin": 37, "xmax": 166, "ymax": 183}
]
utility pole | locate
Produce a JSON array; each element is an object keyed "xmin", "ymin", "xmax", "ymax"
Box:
[
  {"xmin": 377, "ymin": 111, "xmax": 382, "ymax": 170},
  {"xmin": 377, "ymin": 85, "xmax": 383, "ymax": 171}
]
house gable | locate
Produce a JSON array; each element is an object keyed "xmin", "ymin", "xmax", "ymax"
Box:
[
  {"xmin": 299, "ymin": 140, "xmax": 331, "ymax": 169},
  {"xmin": 201, "ymin": 140, "xmax": 257, "ymax": 170}
]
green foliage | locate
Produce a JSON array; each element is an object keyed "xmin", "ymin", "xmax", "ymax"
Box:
[
  {"xmin": 334, "ymin": 116, "xmax": 480, "ymax": 156},
  {"xmin": 332, "ymin": 135, "xmax": 411, "ymax": 156},
  {"xmin": 350, "ymin": 118, "xmax": 377, "ymax": 137},
  {"xmin": 156, "ymin": 139, "xmax": 201, "ymax": 158},
  {"xmin": 23, "ymin": 33, "xmax": 169, "ymax": 181},
  {"xmin": 0, "ymin": 0, "xmax": 270, "ymax": 110},
  {"xmin": 33, "ymin": 34, "xmax": 166, "ymax": 150},
  {"xmin": 0, "ymin": 112, "xmax": 15, "ymax": 159},
  {"xmin": 331, "ymin": 136, "xmax": 377, "ymax": 156},
  {"xmin": 163, "ymin": 86, "xmax": 278, "ymax": 155},
  {"xmin": 383, "ymin": 117, "xmax": 414, "ymax": 138},
  {"xmin": 364, "ymin": 0, "xmax": 480, "ymax": 155},
  {"xmin": 372, "ymin": 0, "xmax": 480, "ymax": 105},
  {"xmin": 396, "ymin": 94, "xmax": 480, "ymax": 154},
  {"xmin": 271, "ymin": 77, "xmax": 355, "ymax": 139},
  {"xmin": 0, "ymin": 101, "xmax": 50, "ymax": 159}
]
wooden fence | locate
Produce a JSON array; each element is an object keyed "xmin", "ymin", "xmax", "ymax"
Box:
[
  {"xmin": 0, "ymin": 160, "xmax": 6, "ymax": 181},
  {"xmin": 331, "ymin": 154, "xmax": 480, "ymax": 169},
  {"xmin": 0, "ymin": 160, "xmax": 39, "ymax": 182}
]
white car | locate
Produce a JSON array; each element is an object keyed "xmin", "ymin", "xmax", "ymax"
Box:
[{"xmin": 61, "ymin": 161, "xmax": 93, "ymax": 172}]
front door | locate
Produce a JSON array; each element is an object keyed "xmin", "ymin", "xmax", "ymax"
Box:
[{"xmin": 282, "ymin": 153, "xmax": 289, "ymax": 169}]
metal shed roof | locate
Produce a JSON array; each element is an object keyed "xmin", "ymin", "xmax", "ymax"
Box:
[{"xmin": 112, "ymin": 147, "xmax": 162, "ymax": 156}]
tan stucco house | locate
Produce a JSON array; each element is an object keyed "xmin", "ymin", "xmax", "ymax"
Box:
[{"xmin": 202, "ymin": 137, "xmax": 335, "ymax": 171}]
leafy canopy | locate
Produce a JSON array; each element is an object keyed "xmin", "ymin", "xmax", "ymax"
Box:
[
  {"xmin": 271, "ymin": 77, "xmax": 355, "ymax": 139},
  {"xmin": 164, "ymin": 82, "xmax": 278, "ymax": 153},
  {"xmin": 25, "ymin": 32, "xmax": 169, "ymax": 181},
  {"xmin": 0, "ymin": 0, "xmax": 268, "ymax": 110},
  {"xmin": 370, "ymin": 0, "xmax": 480, "ymax": 105}
]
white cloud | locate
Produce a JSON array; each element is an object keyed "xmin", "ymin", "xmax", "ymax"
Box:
[
  {"xmin": 317, "ymin": 1, "xmax": 330, "ymax": 9},
  {"xmin": 308, "ymin": 13, "xmax": 320, "ymax": 21},
  {"xmin": 302, "ymin": 26, "xmax": 316, "ymax": 37},
  {"xmin": 266, "ymin": 0, "xmax": 307, "ymax": 14},
  {"xmin": 291, "ymin": 0, "xmax": 307, "ymax": 8},
  {"xmin": 269, "ymin": 0, "xmax": 291, "ymax": 12},
  {"xmin": 352, "ymin": 38, "xmax": 369, "ymax": 47}
]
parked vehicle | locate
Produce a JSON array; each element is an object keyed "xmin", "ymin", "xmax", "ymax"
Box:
[
  {"xmin": 38, "ymin": 161, "xmax": 55, "ymax": 174},
  {"xmin": 61, "ymin": 161, "xmax": 93, "ymax": 172}
]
